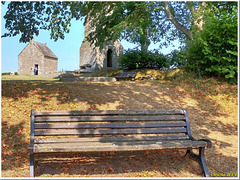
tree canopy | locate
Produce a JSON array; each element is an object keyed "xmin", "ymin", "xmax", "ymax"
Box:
[
  {"xmin": 82, "ymin": 1, "xmax": 197, "ymax": 52},
  {"xmin": 1, "ymin": 1, "xmax": 203, "ymax": 51},
  {"xmin": 2, "ymin": 1, "xmax": 83, "ymax": 42}
]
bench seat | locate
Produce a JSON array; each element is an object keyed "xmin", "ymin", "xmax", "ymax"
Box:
[{"xmin": 34, "ymin": 138, "xmax": 207, "ymax": 153}]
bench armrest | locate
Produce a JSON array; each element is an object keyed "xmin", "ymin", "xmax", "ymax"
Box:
[
  {"xmin": 183, "ymin": 109, "xmax": 212, "ymax": 148},
  {"xmin": 188, "ymin": 137, "xmax": 212, "ymax": 148},
  {"xmin": 197, "ymin": 139, "xmax": 212, "ymax": 148}
]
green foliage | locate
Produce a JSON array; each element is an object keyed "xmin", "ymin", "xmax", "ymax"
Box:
[
  {"xmin": 1, "ymin": 72, "xmax": 18, "ymax": 75},
  {"xmin": 2, "ymin": 1, "xmax": 200, "ymax": 52},
  {"xmin": 184, "ymin": 2, "xmax": 238, "ymax": 84},
  {"xmin": 118, "ymin": 50, "xmax": 170, "ymax": 70},
  {"xmin": 81, "ymin": 1, "xmax": 195, "ymax": 52},
  {"xmin": 2, "ymin": 1, "xmax": 83, "ymax": 43},
  {"xmin": 167, "ymin": 50, "xmax": 187, "ymax": 69}
]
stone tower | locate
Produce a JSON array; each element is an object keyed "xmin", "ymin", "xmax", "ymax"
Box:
[{"xmin": 79, "ymin": 17, "xmax": 123, "ymax": 72}]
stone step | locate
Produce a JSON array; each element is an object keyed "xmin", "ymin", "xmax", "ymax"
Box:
[{"xmin": 60, "ymin": 76, "xmax": 117, "ymax": 82}]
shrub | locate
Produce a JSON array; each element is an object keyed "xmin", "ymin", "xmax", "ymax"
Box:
[
  {"xmin": 118, "ymin": 50, "xmax": 170, "ymax": 70},
  {"xmin": 184, "ymin": 4, "xmax": 238, "ymax": 84},
  {"xmin": 2, "ymin": 72, "xmax": 19, "ymax": 75}
]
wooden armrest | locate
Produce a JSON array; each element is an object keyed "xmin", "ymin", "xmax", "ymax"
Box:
[{"xmin": 197, "ymin": 139, "xmax": 212, "ymax": 148}]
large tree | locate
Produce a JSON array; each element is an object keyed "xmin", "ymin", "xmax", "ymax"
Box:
[
  {"xmin": 1, "ymin": 1, "xmax": 207, "ymax": 53},
  {"xmin": 1, "ymin": 1, "xmax": 236, "ymax": 55},
  {"xmin": 83, "ymin": 1, "xmax": 193, "ymax": 53},
  {"xmin": 83, "ymin": 1, "xmax": 215, "ymax": 53}
]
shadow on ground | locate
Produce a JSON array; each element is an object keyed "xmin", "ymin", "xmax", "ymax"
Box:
[{"xmin": 35, "ymin": 150, "xmax": 203, "ymax": 177}]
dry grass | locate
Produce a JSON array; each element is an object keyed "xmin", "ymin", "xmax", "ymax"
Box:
[
  {"xmin": 1, "ymin": 70, "xmax": 238, "ymax": 177},
  {"xmin": 1, "ymin": 74, "xmax": 59, "ymax": 81}
]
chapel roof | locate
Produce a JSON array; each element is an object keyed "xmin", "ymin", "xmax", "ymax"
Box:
[{"xmin": 33, "ymin": 41, "xmax": 58, "ymax": 59}]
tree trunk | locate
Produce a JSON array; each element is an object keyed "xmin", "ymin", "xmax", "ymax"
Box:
[
  {"xmin": 140, "ymin": 28, "xmax": 150, "ymax": 53},
  {"xmin": 140, "ymin": 38, "xmax": 150, "ymax": 54},
  {"xmin": 194, "ymin": 2, "xmax": 207, "ymax": 31},
  {"xmin": 164, "ymin": 1, "xmax": 193, "ymax": 40}
]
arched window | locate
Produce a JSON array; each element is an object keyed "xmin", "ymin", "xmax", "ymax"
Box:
[{"xmin": 107, "ymin": 49, "xmax": 113, "ymax": 67}]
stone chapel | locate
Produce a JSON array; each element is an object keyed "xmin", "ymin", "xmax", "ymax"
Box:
[{"xmin": 18, "ymin": 39, "xmax": 58, "ymax": 76}]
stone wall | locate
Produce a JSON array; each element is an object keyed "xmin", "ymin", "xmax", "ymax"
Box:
[
  {"xmin": 44, "ymin": 57, "xmax": 58, "ymax": 74},
  {"xmin": 102, "ymin": 41, "xmax": 123, "ymax": 69}
]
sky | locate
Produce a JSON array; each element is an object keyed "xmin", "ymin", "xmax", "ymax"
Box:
[{"xmin": 0, "ymin": 2, "xmax": 180, "ymax": 73}]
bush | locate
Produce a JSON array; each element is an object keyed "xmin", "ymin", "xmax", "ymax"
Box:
[
  {"xmin": 167, "ymin": 50, "xmax": 187, "ymax": 69},
  {"xmin": 118, "ymin": 50, "xmax": 170, "ymax": 70},
  {"xmin": 184, "ymin": 4, "xmax": 238, "ymax": 84},
  {"xmin": 2, "ymin": 72, "xmax": 11, "ymax": 75},
  {"xmin": 2, "ymin": 72, "xmax": 18, "ymax": 75}
]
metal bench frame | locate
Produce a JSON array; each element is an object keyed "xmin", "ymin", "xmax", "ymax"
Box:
[{"xmin": 29, "ymin": 109, "xmax": 212, "ymax": 177}]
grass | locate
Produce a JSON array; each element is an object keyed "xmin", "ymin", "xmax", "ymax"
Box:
[
  {"xmin": 1, "ymin": 70, "xmax": 238, "ymax": 177},
  {"xmin": 1, "ymin": 74, "xmax": 59, "ymax": 81}
]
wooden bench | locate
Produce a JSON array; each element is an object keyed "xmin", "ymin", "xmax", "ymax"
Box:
[
  {"xmin": 116, "ymin": 72, "xmax": 137, "ymax": 81},
  {"xmin": 29, "ymin": 109, "xmax": 212, "ymax": 177}
]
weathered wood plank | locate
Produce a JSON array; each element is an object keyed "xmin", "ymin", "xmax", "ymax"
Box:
[
  {"xmin": 34, "ymin": 135, "xmax": 190, "ymax": 144},
  {"xmin": 34, "ymin": 122, "xmax": 187, "ymax": 129},
  {"xmin": 34, "ymin": 109, "xmax": 184, "ymax": 116},
  {"xmin": 34, "ymin": 128, "xmax": 187, "ymax": 136},
  {"xmin": 33, "ymin": 140, "xmax": 207, "ymax": 153},
  {"xmin": 35, "ymin": 115, "xmax": 186, "ymax": 123}
]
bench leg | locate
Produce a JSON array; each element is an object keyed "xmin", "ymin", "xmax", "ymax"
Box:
[
  {"xmin": 199, "ymin": 147, "xmax": 209, "ymax": 177},
  {"xmin": 30, "ymin": 153, "xmax": 34, "ymax": 177},
  {"xmin": 185, "ymin": 149, "xmax": 193, "ymax": 157},
  {"xmin": 185, "ymin": 148, "xmax": 209, "ymax": 177}
]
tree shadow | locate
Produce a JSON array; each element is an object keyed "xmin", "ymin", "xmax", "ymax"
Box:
[
  {"xmin": 1, "ymin": 121, "xmax": 29, "ymax": 171},
  {"xmin": 35, "ymin": 150, "xmax": 204, "ymax": 177}
]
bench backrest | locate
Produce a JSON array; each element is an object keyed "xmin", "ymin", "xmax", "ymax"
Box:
[{"xmin": 30, "ymin": 109, "xmax": 194, "ymax": 145}]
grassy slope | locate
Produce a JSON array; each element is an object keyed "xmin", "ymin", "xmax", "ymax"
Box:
[{"xmin": 1, "ymin": 70, "xmax": 238, "ymax": 177}]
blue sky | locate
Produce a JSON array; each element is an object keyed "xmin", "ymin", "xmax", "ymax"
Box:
[{"xmin": 1, "ymin": 2, "xmax": 180, "ymax": 73}]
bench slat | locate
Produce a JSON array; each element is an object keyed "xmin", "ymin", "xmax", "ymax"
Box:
[
  {"xmin": 35, "ymin": 115, "xmax": 185, "ymax": 123},
  {"xmin": 34, "ymin": 128, "xmax": 187, "ymax": 136},
  {"xmin": 33, "ymin": 140, "xmax": 207, "ymax": 153},
  {"xmin": 34, "ymin": 135, "xmax": 190, "ymax": 144},
  {"xmin": 34, "ymin": 110, "xmax": 184, "ymax": 116},
  {"xmin": 34, "ymin": 122, "xmax": 187, "ymax": 129}
]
